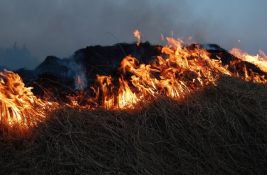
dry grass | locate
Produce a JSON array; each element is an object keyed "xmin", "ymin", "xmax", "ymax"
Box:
[{"xmin": 0, "ymin": 77, "xmax": 267, "ymax": 175}]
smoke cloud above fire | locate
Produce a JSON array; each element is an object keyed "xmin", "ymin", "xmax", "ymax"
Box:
[{"xmin": 0, "ymin": 0, "xmax": 266, "ymax": 69}]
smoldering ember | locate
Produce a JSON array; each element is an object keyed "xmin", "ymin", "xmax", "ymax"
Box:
[{"xmin": 0, "ymin": 31, "xmax": 267, "ymax": 174}]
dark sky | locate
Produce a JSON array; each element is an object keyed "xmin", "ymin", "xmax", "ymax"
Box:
[{"xmin": 0, "ymin": 0, "xmax": 266, "ymax": 69}]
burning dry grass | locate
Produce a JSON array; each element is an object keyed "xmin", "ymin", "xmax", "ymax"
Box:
[
  {"xmin": 0, "ymin": 70, "xmax": 49, "ymax": 134},
  {"xmin": 1, "ymin": 36, "xmax": 267, "ymax": 131},
  {"xmin": 0, "ymin": 77, "xmax": 266, "ymax": 174}
]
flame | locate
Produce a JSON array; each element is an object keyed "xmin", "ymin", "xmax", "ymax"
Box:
[
  {"xmin": 91, "ymin": 37, "xmax": 266, "ymax": 109},
  {"xmin": 118, "ymin": 77, "xmax": 138, "ymax": 108},
  {"xmin": 0, "ymin": 32, "xmax": 267, "ymax": 132},
  {"xmin": 230, "ymin": 48, "xmax": 267, "ymax": 73},
  {"xmin": 63, "ymin": 35, "xmax": 267, "ymax": 110},
  {"xmin": 133, "ymin": 29, "xmax": 141, "ymax": 46},
  {"xmin": 93, "ymin": 75, "xmax": 138, "ymax": 109},
  {"xmin": 0, "ymin": 70, "xmax": 47, "ymax": 130},
  {"xmin": 95, "ymin": 75, "xmax": 116, "ymax": 109}
]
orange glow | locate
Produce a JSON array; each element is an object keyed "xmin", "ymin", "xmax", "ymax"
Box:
[
  {"xmin": 0, "ymin": 70, "xmax": 48, "ymax": 130},
  {"xmin": 90, "ymin": 37, "xmax": 266, "ymax": 109},
  {"xmin": 230, "ymin": 48, "xmax": 267, "ymax": 73},
  {"xmin": 0, "ymin": 33, "xmax": 267, "ymax": 131},
  {"xmin": 133, "ymin": 29, "xmax": 141, "ymax": 46},
  {"xmin": 118, "ymin": 78, "xmax": 138, "ymax": 108}
]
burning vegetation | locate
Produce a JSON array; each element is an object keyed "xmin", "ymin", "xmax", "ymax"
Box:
[
  {"xmin": 0, "ymin": 31, "xmax": 267, "ymax": 174},
  {"xmin": 0, "ymin": 70, "xmax": 46, "ymax": 131},
  {"xmin": 0, "ymin": 32, "xmax": 266, "ymax": 131}
]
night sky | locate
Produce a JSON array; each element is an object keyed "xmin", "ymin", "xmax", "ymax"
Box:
[{"xmin": 0, "ymin": 0, "xmax": 266, "ymax": 69}]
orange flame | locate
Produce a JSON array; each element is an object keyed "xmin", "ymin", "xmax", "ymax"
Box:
[
  {"xmin": 65, "ymin": 36, "xmax": 266, "ymax": 110},
  {"xmin": 118, "ymin": 77, "xmax": 138, "ymax": 108},
  {"xmin": 90, "ymin": 37, "xmax": 266, "ymax": 109},
  {"xmin": 133, "ymin": 29, "xmax": 141, "ymax": 46},
  {"xmin": 0, "ymin": 33, "xmax": 267, "ymax": 132},
  {"xmin": 0, "ymin": 70, "xmax": 47, "ymax": 130},
  {"xmin": 230, "ymin": 48, "xmax": 267, "ymax": 73}
]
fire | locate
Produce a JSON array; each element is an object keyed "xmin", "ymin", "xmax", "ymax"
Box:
[
  {"xmin": 230, "ymin": 48, "xmax": 267, "ymax": 73},
  {"xmin": 0, "ymin": 70, "xmax": 47, "ymax": 130},
  {"xmin": 95, "ymin": 75, "xmax": 116, "ymax": 109},
  {"xmin": 90, "ymin": 37, "xmax": 265, "ymax": 109},
  {"xmin": 118, "ymin": 78, "xmax": 138, "ymax": 108},
  {"xmin": 93, "ymin": 75, "xmax": 138, "ymax": 109},
  {"xmin": 134, "ymin": 39, "xmax": 229, "ymax": 96},
  {"xmin": 0, "ymin": 31, "xmax": 266, "ymax": 132},
  {"xmin": 133, "ymin": 29, "xmax": 141, "ymax": 46}
]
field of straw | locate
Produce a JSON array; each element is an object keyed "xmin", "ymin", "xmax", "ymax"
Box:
[{"xmin": 0, "ymin": 77, "xmax": 267, "ymax": 175}]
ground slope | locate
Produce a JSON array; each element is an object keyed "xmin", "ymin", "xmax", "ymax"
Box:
[{"xmin": 0, "ymin": 77, "xmax": 267, "ymax": 175}]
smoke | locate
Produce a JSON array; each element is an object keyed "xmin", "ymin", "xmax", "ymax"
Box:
[
  {"xmin": 0, "ymin": 0, "xmax": 266, "ymax": 69},
  {"xmin": 0, "ymin": 43, "xmax": 38, "ymax": 70},
  {"xmin": 0, "ymin": 0, "xmax": 192, "ymax": 68},
  {"xmin": 64, "ymin": 59, "xmax": 87, "ymax": 90}
]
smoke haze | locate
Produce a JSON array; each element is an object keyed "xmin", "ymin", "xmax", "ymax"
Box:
[{"xmin": 0, "ymin": 0, "xmax": 266, "ymax": 69}]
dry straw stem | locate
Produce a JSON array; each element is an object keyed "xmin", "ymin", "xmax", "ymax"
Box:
[{"xmin": 0, "ymin": 77, "xmax": 267, "ymax": 175}]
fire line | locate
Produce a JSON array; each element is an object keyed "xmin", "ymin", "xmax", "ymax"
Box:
[{"xmin": 0, "ymin": 32, "xmax": 266, "ymax": 131}]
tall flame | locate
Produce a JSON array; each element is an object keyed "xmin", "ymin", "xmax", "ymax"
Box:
[{"xmin": 0, "ymin": 70, "xmax": 47, "ymax": 129}]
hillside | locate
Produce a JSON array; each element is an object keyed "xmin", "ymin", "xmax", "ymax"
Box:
[{"xmin": 0, "ymin": 76, "xmax": 266, "ymax": 175}]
